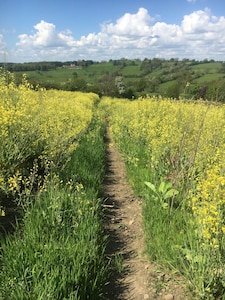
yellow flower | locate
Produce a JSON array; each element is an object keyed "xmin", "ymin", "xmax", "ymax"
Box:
[
  {"xmin": 0, "ymin": 207, "xmax": 5, "ymax": 217},
  {"xmin": 186, "ymin": 82, "xmax": 190, "ymax": 87}
]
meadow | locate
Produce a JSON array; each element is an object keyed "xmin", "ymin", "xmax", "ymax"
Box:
[
  {"xmin": 6, "ymin": 58, "xmax": 225, "ymax": 101},
  {"xmin": 1, "ymin": 68, "xmax": 225, "ymax": 299},
  {"xmin": 100, "ymin": 96, "xmax": 225, "ymax": 299},
  {"xmin": 0, "ymin": 70, "xmax": 108, "ymax": 299}
]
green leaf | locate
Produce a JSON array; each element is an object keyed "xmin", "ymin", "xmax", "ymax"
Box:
[
  {"xmin": 165, "ymin": 182, "xmax": 172, "ymax": 190},
  {"xmin": 158, "ymin": 181, "xmax": 166, "ymax": 193},
  {"xmin": 162, "ymin": 202, "xmax": 169, "ymax": 209},
  {"xmin": 144, "ymin": 181, "xmax": 156, "ymax": 193},
  {"xmin": 164, "ymin": 189, "xmax": 179, "ymax": 199}
]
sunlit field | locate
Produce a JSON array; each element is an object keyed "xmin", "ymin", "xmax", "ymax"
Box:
[
  {"xmin": 1, "ymin": 68, "xmax": 225, "ymax": 298},
  {"xmin": 0, "ymin": 71, "xmax": 99, "ymax": 197},
  {"xmin": 100, "ymin": 96, "xmax": 225, "ymax": 298},
  {"xmin": 0, "ymin": 70, "xmax": 107, "ymax": 299}
]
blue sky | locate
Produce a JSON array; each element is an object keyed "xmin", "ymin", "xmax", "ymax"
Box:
[{"xmin": 0, "ymin": 0, "xmax": 225, "ymax": 62}]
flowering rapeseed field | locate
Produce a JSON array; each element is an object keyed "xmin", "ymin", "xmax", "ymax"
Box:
[
  {"xmin": 2, "ymin": 68, "xmax": 225, "ymax": 297},
  {"xmin": 100, "ymin": 96, "xmax": 225, "ymax": 298},
  {"xmin": 0, "ymin": 71, "xmax": 107, "ymax": 299},
  {"xmin": 0, "ymin": 70, "xmax": 98, "ymax": 199}
]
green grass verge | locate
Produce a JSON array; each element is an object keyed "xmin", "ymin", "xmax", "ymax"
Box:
[
  {"xmin": 0, "ymin": 114, "xmax": 108, "ymax": 300},
  {"xmin": 110, "ymin": 136, "xmax": 198, "ymax": 295}
]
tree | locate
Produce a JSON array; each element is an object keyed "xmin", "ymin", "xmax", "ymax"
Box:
[
  {"xmin": 219, "ymin": 62, "xmax": 225, "ymax": 73},
  {"xmin": 115, "ymin": 76, "xmax": 126, "ymax": 95},
  {"xmin": 206, "ymin": 79, "xmax": 225, "ymax": 102},
  {"xmin": 135, "ymin": 79, "xmax": 146, "ymax": 92},
  {"xmin": 65, "ymin": 78, "xmax": 87, "ymax": 91},
  {"xmin": 98, "ymin": 73, "xmax": 117, "ymax": 96},
  {"xmin": 166, "ymin": 82, "xmax": 181, "ymax": 99},
  {"xmin": 199, "ymin": 85, "xmax": 207, "ymax": 100}
]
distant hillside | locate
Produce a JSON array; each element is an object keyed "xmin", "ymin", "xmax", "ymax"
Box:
[{"xmin": 1, "ymin": 58, "xmax": 225, "ymax": 101}]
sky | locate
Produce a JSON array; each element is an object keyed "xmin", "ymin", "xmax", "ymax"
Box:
[{"xmin": 0, "ymin": 0, "xmax": 225, "ymax": 63}]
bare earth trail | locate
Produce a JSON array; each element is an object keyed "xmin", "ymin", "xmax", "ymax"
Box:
[{"xmin": 103, "ymin": 129, "xmax": 191, "ymax": 300}]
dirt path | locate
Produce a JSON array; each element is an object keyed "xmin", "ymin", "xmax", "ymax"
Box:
[{"xmin": 103, "ymin": 129, "xmax": 191, "ymax": 300}]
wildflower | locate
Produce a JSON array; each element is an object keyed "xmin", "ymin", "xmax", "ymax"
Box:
[{"xmin": 0, "ymin": 207, "xmax": 5, "ymax": 216}]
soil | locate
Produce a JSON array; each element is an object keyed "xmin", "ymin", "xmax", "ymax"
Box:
[{"xmin": 103, "ymin": 129, "xmax": 192, "ymax": 300}]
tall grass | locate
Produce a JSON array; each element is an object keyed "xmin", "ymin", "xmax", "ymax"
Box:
[
  {"xmin": 0, "ymin": 183, "xmax": 106, "ymax": 299},
  {"xmin": 61, "ymin": 115, "xmax": 106, "ymax": 196},
  {"xmin": 0, "ymin": 103, "xmax": 108, "ymax": 299},
  {"xmin": 100, "ymin": 96, "xmax": 225, "ymax": 298}
]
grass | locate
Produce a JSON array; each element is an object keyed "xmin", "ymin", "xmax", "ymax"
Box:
[
  {"xmin": 24, "ymin": 63, "xmax": 121, "ymax": 86},
  {"xmin": 113, "ymin": 253, "xmax": 125, "ymax": 275},
  {"xmin": 25, "ymin": 68, "xmax": 77, "ymax": 83},
  {"xmin": 191, "ymin": 62, "xmax": 221, "ymax": 72},
  {"xmin": 60, "ymin": 114, "xmax": 106, "ymax": 195},
  {"xmin": 88, "ymin": 62, "xmax": 118, "ymax": 74},
  {"xmin": 0, "ymin": 184, "xmax": 106, "ymax": 299},
  {"xmin": 120, "ymin": 144, "xmax": 189, "ymax": 267},
  {"xmin": 15, "ymin": 60, "xmax": 225, "ymax": 99},
  {"xmin": 194, "ymin": 73, "xmax": 223, "ymax": 83},
  {"xmin": 0, "ymin": 112, "xmax": 109, "ymax": 300},
  {"xmin": 158, "ymin": 80, "xmax": 178, "ymax": 92},
  {"xmin": 102, "ymin": 96, "xmax": 225, "ymax": 298},
  {"xmin": 2, "ymin": 87, "xmax": 225, "ymax": 299},
  {"xmin": 121, "ymin": 65, "xmax": 142, "ymax": 77}
]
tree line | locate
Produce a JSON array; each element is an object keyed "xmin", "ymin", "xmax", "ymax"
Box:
[{"xmin": 1, "ymin": 58, "xmax": 225, "ymax": 102}]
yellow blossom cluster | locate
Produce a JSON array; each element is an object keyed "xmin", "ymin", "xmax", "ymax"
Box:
[
  {"xmin": 189, "ymin": 147, "xmax": 225, "ymax": 249},
  {"xmin": 100, "ymin": 96, "xmax": 225, "ymax": 250},
  {"xmin": 101, "ymin": 97, "xmax": 225, "ymax": 174},
  {"xmin": 0, "ymin": 70, "xmax": 98, "ymax": 196},
  {"xmin": 99, "ymin": 96, "xmax": 225, "ymax": 296}
]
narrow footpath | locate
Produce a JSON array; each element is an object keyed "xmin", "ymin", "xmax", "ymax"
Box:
[{"xmin": 103, "ymin": 129, "xmax": 191, "ymax": 300}]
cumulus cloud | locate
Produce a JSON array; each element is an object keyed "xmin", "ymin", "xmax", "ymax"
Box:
[
  {"xmin": 17, "ymin": 20, "xmax": 76, "ymax": 48},
  {"xmin": 13, "ymin": 7, "xmax": 225, "ymax": 62},
  {"xmin": 101, "ymin": 7, "xmax": 153, "ymax": 36},
  {"xmin": 181, "ymin": 8, "xmax": 211, "ymax": 33}
]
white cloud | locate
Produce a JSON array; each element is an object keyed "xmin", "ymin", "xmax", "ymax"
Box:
[
  {"xmin": 11, "ymin": 8, "xmax": 225, "ymax": 62},
  {"xmin": 181, "ymin": 8, "xmax": 211, "ymax": 33},
  {"xmin": 101, "ymin": 7, "xmax": 153, "ymax": 36},
  {"xmin": 17, "ymin": 20, "xmax": 76, "ymax": 48}
]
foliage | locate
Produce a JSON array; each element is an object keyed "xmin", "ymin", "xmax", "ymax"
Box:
[
  {"xmin": 0, "ymin": 87, "xmax": 108, "ymax": 299},
  {"xmin": 165, "ymin": 82, "xmax": 181, "ymax": 99},
  {"xmin": 100, "ymin": 96, "xmax": 225, "ymax": 298},
  {"xmin": 4, "ymin": 58, "xmax": 225, "ymax": 101},
  {"xmin": 0, "ymin": 182, "xmax": 107, "ymax": 299},
  {"xmin": 144, "ymin": 180, "xmax": 179, "ymax": 211},
  {"xmin": 0, "ymin": 69, "xmax": 98, "ymax": 200},
  {"xmin": 2, "ymin": 67, "xmax": 225, "ymax": 298}
]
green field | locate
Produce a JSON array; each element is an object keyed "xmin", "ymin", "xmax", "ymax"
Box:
[
  {"xmin": 2, "ymin": 70, "xmax": 225, "ymax": 298},
  {"xmin": 3, "ymin": 58, "xmax": 225, "ymax": 100},
  {"xmin": 194, "ymin": 73, "xmax": 223, "ymax": 83}
]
